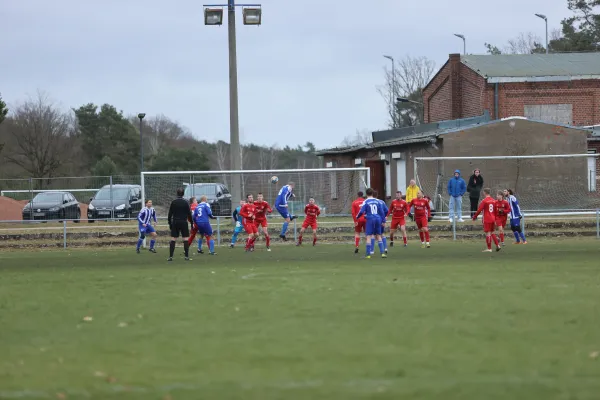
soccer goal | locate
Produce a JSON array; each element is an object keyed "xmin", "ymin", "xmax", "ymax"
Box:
[
  {"xmin": 414, "ymin": 154, "xmax": 600, "ymax": 216},
  {"xmin": 140, "ymin": 168, "xmax": 370, "ymax": 218}
]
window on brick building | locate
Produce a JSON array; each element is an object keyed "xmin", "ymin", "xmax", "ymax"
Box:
[{"xmin": 524, "ymin": 104, "xmax": 573, "ymax": 125}]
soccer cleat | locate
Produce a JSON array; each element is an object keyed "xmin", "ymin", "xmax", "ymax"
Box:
[
  {"xmin": 197, "ymin": 249, "xmax": 204, "ymax": 254},
  {"xmin": 267, "ymin": 247, "xmax": 271, "ymax": 252},
  {"xmin": 501, "ymin": 242, "xmax": 505, "ymax": 247},
  {"xmin": 482, "ymin": 249, "xmax": 492, "ymax": 253},
  {"xmin": 426, "ymin": 243, "xmax": 431, "ymax": 248},
  {"xmin": 362, "ymin": 255, "xmax": 371, "ymax": 259},
  {"xmin": 184, "ymin": 257, "xmax": 192, "ymax": 261},
  {"xmin": 136, "ymin": 249, "xmax": 140, "ymax": 254},
  {"xmin": 167, "ymin": 257, "xmax": 173, "ymax": 262},
  {"xmin": 279, "ymin": 234, "xmax": 287, "ymax": 241},
  {"xmin": 496, "ymin": 246, "xmax": 501, "ymax": 252},
  {"xmin": 421, "ymin": 243, "xmax": 425, "ymax": 248},
  {"xmin": 354, "ymin": 247, "xmax": 359, "ymax": 254},
  {"xmin": 404, "ymin": 243, "xmax": 408, "ymax": 247},
  {"xmin": 290, "ymin": 215, "xmax": 297, "ymax": 221},
  {"xmin": 209, "ymin": 252, "xmax": 216, "ymax": 256},
  {"xmin": 381, "ymin": 253, "xmax": 387, "ymax": 258},
  {"xmin": 513, "ymin": 242, "xmax": 521, "ymax": 245},
  {"xmin": 389, "ymin": 241, "xmax": 394, "ymax": 247},
  {"xmin": 250, "ymin": 247, "xmax": 255, "ymax": 252},
  {"xmin": 296, "ymin": 242, "xmax": 301, "ymax": 246},
  {"xmin": 149, "ymin": 248, "xmax": 157, "ymax": 253},
  {"xmin": 385, "ymin": 249, "xmax": 388, "ymax": 254},
  {"xmin": 522, "ymin": 241, "xmax": 528, "ymax": 244},
  {"xmin": 229, "ymin": 243, "xmax": 235, "ymax": 248}
]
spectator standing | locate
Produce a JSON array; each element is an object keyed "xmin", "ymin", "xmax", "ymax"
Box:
[
  {"xmin": 405, "ymin": 179, "xmax": 420, "ymax": 219},
  {"xmin": 467, "ymin": 169, "xmax": 484, "ymax": 219},
  {"xmin": 447, "ymin": 170, "xmax": 466, "ymax": 222}
]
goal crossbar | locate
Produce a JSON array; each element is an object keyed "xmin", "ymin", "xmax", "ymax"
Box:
[{"xmin": 141, "ymin": 168, "xmax": 369, "ymax": 176}]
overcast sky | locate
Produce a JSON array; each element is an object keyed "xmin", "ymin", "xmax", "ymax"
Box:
[{"xmin": 1, "ymin": 0, "xmax": 570, "ymax": 149}]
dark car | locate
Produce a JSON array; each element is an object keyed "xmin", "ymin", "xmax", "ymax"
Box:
[
  {"xmin": 87, "ymin": 184, "xmax": 142, "ymax": 222},
  {"xmin": 22, "ymin": 191, "xmax": 81, "ymax": 222},
  {"xmin": 183, "ymin": 183, "xmax": 232, "ymax": 216}
]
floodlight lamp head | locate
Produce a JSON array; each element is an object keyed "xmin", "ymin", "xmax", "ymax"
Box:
[
  {"xmin": 138, "ymin": 113, "xmax": 146, "ymax": 120},
  {"xmin": 243, "ymin": 7, "xmax": 261, "ymax": 25},
  {"xmin": 454, "ymin": 33, "xmax": 465, "ymax": 40},
  {"xmin": 535, "ymin": 13, "xmax": 547, "ymax": 20},
  {"xmin": 204, "ymin": 8, "xmax": 223, "ymax": 25}
]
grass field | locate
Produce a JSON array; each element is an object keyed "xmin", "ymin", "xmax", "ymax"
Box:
[{"xmin": 1, "ymin": 240, "xmax": 600, "ymax": 399}]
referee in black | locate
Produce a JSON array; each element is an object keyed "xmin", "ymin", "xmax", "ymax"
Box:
[{"xmin": 167, "ymin": 187, "xmax": 194, "ymax": 261}]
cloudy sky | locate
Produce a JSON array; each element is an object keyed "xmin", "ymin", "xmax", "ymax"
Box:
[{"xmin": 1, "ymin": 0, "xmax": 569, "ymax": 149}]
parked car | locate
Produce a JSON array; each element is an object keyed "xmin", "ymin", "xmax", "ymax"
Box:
[
  {"xmin": 22, "ymin": 191, "xmax": 81, "ymax": 222},
  {"xmin": 87, "ymin": 184, "xmax": 142, "ymax": 222},
  {"xmin": 183, "ymin": 183, "xmax": 232, "ymax": 216}
]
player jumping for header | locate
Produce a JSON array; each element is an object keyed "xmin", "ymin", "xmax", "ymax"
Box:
[
  {"xmin": 409, "ymin": 190, "xmax": 431, "ymax": 248},
  {"xmin": 297, "ymin": 197, "xmax": 321, "ymax": 246},
  {"xmin": 473, "ymin": 188, "xmax": 501, "ymax": 252},
  {"xmin": 356, "ymin": 188, "xmax": 387, "ymax": 259},
  {"xmin": 253, "ymin": 193, "xmax": 273, "ymax": 251},
  {"xmin": 192, "ymin": 195, "xmax": 217, "ymax": 255},
  {"xmin": 274, "ymin": 182, "xmax": 297, "ymax": 241},
  {"xmin": 136, "ymin": 199, "xmax": 158, "ymax": 253},
  {"xmin": 388, "ymin": 191, "xmax": 409, "ymax": 247}
]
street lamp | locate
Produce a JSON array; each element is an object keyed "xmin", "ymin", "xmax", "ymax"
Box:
[
  {"xmin": 454, "ymin": 33, "xmax": 466, "ymax": 55},
  {"xmin": 534, "ymin": 13, "xmax": 549, "ymax": 54},
  {"xmin": 138, "ymin": 113, "xmax": 146, "ymax": 172},
  {"xmin": 383, "ymin": 55, "xmax": 396, "ymax": 128},
  {"xmin": 203, "ymin": 0, "xmax": 261, "ymax": 204}
]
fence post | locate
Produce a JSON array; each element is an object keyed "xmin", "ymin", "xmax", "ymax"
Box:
[
  {"xmin": 596, "ymin": 209, "xmax": 599, "ymax": 239},
  {"xmin": 109, "ymin": 175, "xmax": 114, "ymax": 221},
  {"xmin": 292, "ymin": 202, "xmax": 297, "ymax": 242},
  {"xmin": 521, "ymin": 215, "xmax": 526, "ymax": 237},
  {"xmin": 63, "ymin": 220, "xmax": 67, "ymax": 249},
  {"xmin": 452, "ymin": 216, "xmax": 457, "ymax": 241},
  {"xmin": 217, "ymin": 216, "xmax": 221, "ymax": 247},
  {"xmin": 29, "ymin": 177, "xmax": 34, "ymax": 207}
]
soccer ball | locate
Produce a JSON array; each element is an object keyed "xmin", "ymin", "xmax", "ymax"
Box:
[{"xmin": 270, "ymin": 176, "xmax": 279, "ymax": 184}]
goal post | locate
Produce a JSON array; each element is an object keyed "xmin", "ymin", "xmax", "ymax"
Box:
[
  {"xmin": 140, "ymin": 168, "xmax": 370, "ymax": 220},
  {"xmin": 414, "ymin": 154, "xmax": 600, "ymax": 215}
]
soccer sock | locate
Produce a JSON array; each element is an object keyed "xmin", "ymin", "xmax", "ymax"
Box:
[
  {"xmin": 378, "ymin": 240, "xmax": 384, "ymax": 254},
  {"xmin": 371, "ymin": 238, "xmax": 375, "ymax": 250},
  {"xmin": 382, "ymin": 237, "xmax": 387, "ymax": 249},
  {"xmin": 513, "ymin": 231, "xmax": 520, "ymax": 242},
  {"xmin": 198, "ymin": 238, "xmax": 203, "ymax": 250},
  {"xmin": 281, "ymin": 222, "xmax": 289, "ymax": 236},
  {"xmin": 403, "ymin": 235, "xmax": 407, "ymax": 244},
  {"xmin": 419, "ymin": 232, "xmax": 424, "ymax": 242},
  {"xmin": 149, "ymin": 239, "xmax": 155, "ymax": 249},
  {"xmin": 365, "ymin": 242, "xmax": 371, "ymax": 256},
  {"xmin": 486, "ymin": 236, "xmax": 492, "ymax": 249},
  {"xmin": 492, "ymin": 234, "xmax": 499, "ymax": 246},
  {"xmin": 266, "ymin": 235, "xmax": 271, "ymax": 247},
  {"xmin": 500, "ymin": 232, "xmax": 505, "ymax": 243},
  {"xmin": 298, "ymin": 234, "xmax": 303, "ymax": 244},
  {"xmin": 250, "ymin": 237, "xmax": 257, "ymax": 247},
  {"xmin": 520, "ymin": 232, "xmax": 526, "ymax": 241},
  {"xmin": 390, "ymin": 232, "xmax": 394, "ymax": 242},
  {"xmin": 425, "ymin": 231, "xmax": 430, "ymax": 242},
  {"xmin": 183, "ymin": 241, "xmax": 190, "ymax": 257},
  {"xmin": 209, "ymin": 239, "xmax": 215, "ymax": 253},
  {"xmin": 354, "ymin": 237, "xmax": 360, "ymax": 247},
  {"xmin": 136, "ymin": 238, "xmax": 143, "ymax": 250},
  {"xmin": 231, "ymin": 232, "xmax": 238, "ymax": 245},
  {"xmin": 169, "ymin": 240, "xmax": 175, "ymax": 257},
  {"xmin": 313, "ymin": 236, "xmax": 317, "ymax": 245}
]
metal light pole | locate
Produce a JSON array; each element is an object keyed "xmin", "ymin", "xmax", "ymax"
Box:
[
  {"xmin": 454, "ymin": 34, "xmax": 466, "ymax": 55},
  {"xmin": 138, "ymin": 113, "xmax": 146, "ymax": 172},
  {"xmin": 535, "ymin": 13, "xmax": 549, "ymax": 54},
  {"xmin": 383, "ymin": 55, "xmax": 396, "ymax": 128},
  {"xmin": 203, "ymin": 1, "xmax": 261, "ymax": 203}
]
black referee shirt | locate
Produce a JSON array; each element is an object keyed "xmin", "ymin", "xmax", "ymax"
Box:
[{"xmin": 168, "ymin": 197, "xmax": 192, "ymax": 225}]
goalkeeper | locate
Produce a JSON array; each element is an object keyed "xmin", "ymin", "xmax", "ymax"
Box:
[{"xmin": 229, "ymin": 199, "xmax": 246, "ymax": 248}]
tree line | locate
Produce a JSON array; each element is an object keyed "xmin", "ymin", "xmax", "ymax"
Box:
[{"xmin": 0, "ymin": 92, "xmax": 320, "ymax": 182}]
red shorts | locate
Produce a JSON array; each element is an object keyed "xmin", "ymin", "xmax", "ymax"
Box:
[
  {"xmin": 415, "ymin": 216, "xmax": 428, "ymax": 229},
  {"xmin": 243, "ymin": 222, "xmax": 258, "ymax": 234},
  {"xmin": 483, "ymin": 222, "xmax": 495, "ymax": 233},
  {"xmin": 495, "ymin": 217, "xmax": 507, "ymax": 228},
  {"xmin": 391, "ymin": 218, "xmax": 406, "ymax": 230},
  {"xmin": 254, "ymin": 219, "xmax": 268, "ymax": 228},
  {"xmin": 354, "ymin": 219, "xmax": 365, "ymax": 233},
  {"xmin": 302, "ymin": 220, "xmax": 317, "ymax": 230}
]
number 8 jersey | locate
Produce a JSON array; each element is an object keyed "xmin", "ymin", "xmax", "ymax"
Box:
[{"xmin": 476, "ymin": 196, "xmax": 497, "ymax": 224}]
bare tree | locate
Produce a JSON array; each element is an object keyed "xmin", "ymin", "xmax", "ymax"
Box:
[
  {"xmin": 377, "ymin": 55, "xmax": 436, "ymax": 128},
  {"xmin": 140, "ymin": 114, "xmax": 187, "ymax": 155},
  {"xmin": 258, "ymin": 144, "xmax": 279, "ymax": 170},
  {"xmin": 5, "ymin": 92, "xmax": 73, "ymax": 179},
  {"xmin": 506, "ymin": 32, "xmax": 545, "ymax": 54},
  {"xmin": 340, "ymin": 129, "xmax": 372, "ymax": 147},
  {"xmin": 215, "ymin": 140, "xmax": 229, "ymax": 186}
]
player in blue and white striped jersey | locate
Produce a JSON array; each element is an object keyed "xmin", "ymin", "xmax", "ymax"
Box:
[
  {"xmin": 274, "ymin": 182, "xmax": 298, "ymax": 241},
  {"xmin": 503, "ymin": 189, "xmax": 527, "ymax": 244},
  {"xmin": 356, "ymin": 188, "xmax": 387, "ymax": 259},
  {"xmin": 136, "ymin": 200, "xmax": 158, "ymax": 253}
]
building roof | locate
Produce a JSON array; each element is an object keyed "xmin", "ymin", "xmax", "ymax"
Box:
[{"xmin": 461, "ymin": 53, "xmax": 600, "ymax": 83}]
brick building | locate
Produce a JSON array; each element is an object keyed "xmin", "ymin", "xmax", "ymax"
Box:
[
  {"xmin": 317, "ymin": 117, "xmax": 598, "ymax": 212},
  {"xmin": 423, "ymin": 53, "xmax": 600, "ymax": 126}
]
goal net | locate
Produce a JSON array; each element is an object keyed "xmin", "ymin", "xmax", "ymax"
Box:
[
  {"xmin": 141, "ymin": 168, "xmax": 369, "ymax": 218},
  {"xmin": 415, "ymin": 154, "xmax": 600, "ymax": 215}
]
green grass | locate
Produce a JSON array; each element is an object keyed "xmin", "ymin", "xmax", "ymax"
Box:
[{"xmin": 1, "ymin": 240, "xmax": 600, "ymax": 399}]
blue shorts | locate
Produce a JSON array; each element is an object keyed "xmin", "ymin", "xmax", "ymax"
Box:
[
  {"xmin": 196, "ymin": 222, "xmax": 213, "ymax": 236},
  {"xmin": 510, "ymin": 218, "xmax": 521, "ymax": 227},
  {"xmin": 275, "ymin": 205, "xmax": 291, "ymax": 220},
  {"xmin": 233, "ymin": 221, "xmax": 244, "ymax": 234},
  {"xmin": 365, "ymin": 217, "xmax": 382, "ymax": 236},
  {"xmin": 139, "ymin": 223, "xmax": 155, "ymax": 234}
]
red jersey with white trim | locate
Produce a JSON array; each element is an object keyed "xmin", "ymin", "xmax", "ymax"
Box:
[
  {"xmin": 304, "ymin": 204, "xmax": 320, "ymax": 222},
  {"xmin": 474, "ymin": 196, "xmax": 496, "ymax": 224},
  {"xmin": 239, "ymin": 203, "xmax": 256, "ymax": 224},
  {"xmin": 495, "ymin": 199, "xmax": 510, "ymax": 218},
  {"xmin": 388, "ymin": 199, "xmax": 408, "ymax": 219},
  {"xmin": 409, "ymin": 198, "xmax": 430, "ymax": 219},
  {"xmin": 253, "ymin": 200, "xmax": 272, "ymax": 221},
  {"xmin": 351, "ymin": 198, "xmax": 366, "ymax": 222}
]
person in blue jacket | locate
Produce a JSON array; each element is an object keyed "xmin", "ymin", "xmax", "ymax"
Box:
[{"xmin": 447, "ymin": 169, "xmax": 466, "ymax": 222}]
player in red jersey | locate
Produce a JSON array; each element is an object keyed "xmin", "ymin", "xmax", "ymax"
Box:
[
  {"xmin": 387, "ymin": 190, "xmax": 408, "ymax": 247},
  {"xmin": 351, "ymin": 191, "xmax": 366, "ymax": 254},
  {"xmin": 495, "ymin": 191, "xmax": 510, "ymax": 246},
  {"xmin": 238, "ymin": 194, "xmax": 259, "ymax": 251},
  {"xmin": 409, "ymin": 190, "xmax": 431, "ymax": 248},
  {"xmin": 253, "ymin": 192, "xmax": 273, "ymax": 251},
  {"xmin": 473, "ymin": 188, "xmax": 501, "ymax": 252},
  {"xmin": 297, "ymin": 198, "xmax": 321, "ymax": 246}
]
